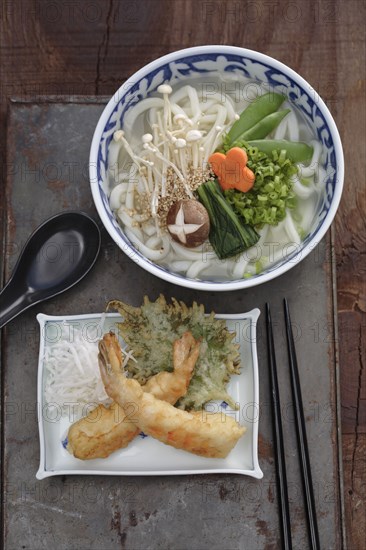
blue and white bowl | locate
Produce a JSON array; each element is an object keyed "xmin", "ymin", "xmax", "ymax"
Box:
[{"xmin": 89, "ymin": 45, "xmax": 344, "ymax": 291}]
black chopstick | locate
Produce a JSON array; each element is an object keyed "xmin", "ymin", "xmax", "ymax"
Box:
[
  {"xmin": 266, "ymin": 303, "xmax": 292, "ymax": 550},
  {"xmin": 284, "ymin": 299, "xmax": 320, "ymax": 550}
]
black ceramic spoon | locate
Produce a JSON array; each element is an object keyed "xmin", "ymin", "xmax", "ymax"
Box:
[{"xmin": 0, "ymin": 212, "xmax": 101, "ymax": 328}]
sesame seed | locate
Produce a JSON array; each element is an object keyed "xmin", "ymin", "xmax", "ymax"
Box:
[{"xmin": 129, "ymin": 166, "xmax": 214, "ymax": 227}]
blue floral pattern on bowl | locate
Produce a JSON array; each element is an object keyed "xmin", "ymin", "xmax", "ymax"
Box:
[{"xmin": 93, "ymin": 50, "xmax": 341, "ymax": 285}]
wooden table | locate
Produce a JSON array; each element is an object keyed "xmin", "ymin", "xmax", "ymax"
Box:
[{"xmin": 0, "ymin": 2, "xmax": 364, "ymax": 548}]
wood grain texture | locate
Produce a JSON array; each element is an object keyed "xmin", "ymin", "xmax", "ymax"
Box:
[{"xmin": 0, "ymin": 0, "xmax": 365, "ymax": 547}]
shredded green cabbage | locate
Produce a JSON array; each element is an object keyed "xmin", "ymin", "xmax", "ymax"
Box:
[{"xmin": 221, "ymin": 140, "xmax": 298, "ymax": 227}]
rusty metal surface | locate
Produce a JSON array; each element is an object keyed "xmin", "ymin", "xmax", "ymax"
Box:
[{"xmin": 2, "ymin": 99, "xmax": 342, "ymax": 549}]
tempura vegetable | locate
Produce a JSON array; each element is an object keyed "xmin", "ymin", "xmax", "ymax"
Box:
[{"xmin": 108, "ymin": 295, "xmax": 241, "ymax": 410}]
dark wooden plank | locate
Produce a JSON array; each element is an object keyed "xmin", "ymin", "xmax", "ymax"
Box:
[
  {"xmin": 342, "ymin": 433, "xmax": 366, "ymax": 550},
  {"xmin": 332, "ymin": 3, "xmax": 366, "ymax": 548},
  {"xmin": 0, "ymin": 0, "xmax": 365, "ymax": 547}
]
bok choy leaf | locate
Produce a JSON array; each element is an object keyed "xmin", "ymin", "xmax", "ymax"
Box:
[{"xmin": 197, "ymin": 180, "xmax": 260, "ymax": 260}]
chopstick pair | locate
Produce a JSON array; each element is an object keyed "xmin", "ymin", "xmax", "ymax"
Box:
[{"xmin": 266, "ymin": 300, "xmax": 320, "ymax": 550}]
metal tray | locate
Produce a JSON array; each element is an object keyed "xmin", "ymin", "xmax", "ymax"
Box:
[{"xmin": 1, "ymin": 98, "xmax": 344, "ymax": 549}]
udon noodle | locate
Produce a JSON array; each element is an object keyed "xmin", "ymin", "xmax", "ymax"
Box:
[{"xmin": 107, "ymin": 78, "xmax": 324, "ymax": 280}]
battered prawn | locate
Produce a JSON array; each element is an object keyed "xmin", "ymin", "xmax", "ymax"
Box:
[
  {"xmin": 67, "ymin": 332, "xmax": 200, "ymax": 459},
  {"xmin": 99, "ymin": 332, "xmax": 245, "ymax": 459},
  {"xmin": 67, "ymin": 401, "xmax": 138, "ymax": 459}
]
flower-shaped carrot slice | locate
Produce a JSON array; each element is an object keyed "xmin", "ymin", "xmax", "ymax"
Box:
[{"xmin": 209, "ymin": 147, "xmax": 255, "ymax": 192}]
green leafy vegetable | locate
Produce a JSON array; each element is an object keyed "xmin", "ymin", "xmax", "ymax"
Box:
[
  {"xmin": 226, "ymin": 92, "xmax": 286, "ymax": 144},
  {"xmin": 196, "ymin": 179, "xmax": 260, "ymax": 259},
  {"xmin": 108, "ymin": 296, "xmax": 241, "ymax": 410},
  {"xmin": 223, "ymin": 141, "xmax": 298, "ymax": 227}
]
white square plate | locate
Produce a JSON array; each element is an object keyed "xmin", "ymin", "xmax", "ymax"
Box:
[{"xmin": 36, "ymin": 309, "xmax": 263, "ymax": 479}]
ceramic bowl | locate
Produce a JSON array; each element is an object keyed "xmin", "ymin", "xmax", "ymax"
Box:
[{"xmin": 89, "ymin": 45, "xmax": 343, "ymax": 291}]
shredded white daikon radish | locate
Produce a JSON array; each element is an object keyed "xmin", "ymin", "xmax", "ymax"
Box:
[{"xmin": 44, "ymin": 320, "xmax": 135, "ymax": 410}]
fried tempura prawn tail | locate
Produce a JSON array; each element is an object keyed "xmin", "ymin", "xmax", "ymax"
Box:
[
  {"xmin": 67, "ymin": 331, "xmax": 200, "ymax": 460},
  {"xmin": 99, "ymin": 333, "xmax": 245, "ymax": 459}
]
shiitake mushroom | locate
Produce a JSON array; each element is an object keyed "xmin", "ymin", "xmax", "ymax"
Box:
[{"xmin": 166, "ymin": 199, "xmax": 210, "ymax": 248}]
